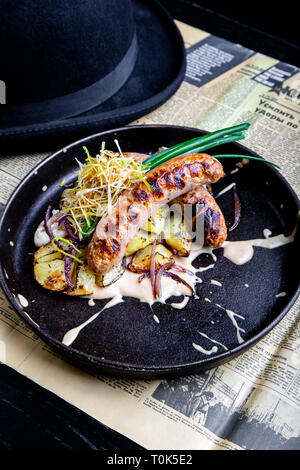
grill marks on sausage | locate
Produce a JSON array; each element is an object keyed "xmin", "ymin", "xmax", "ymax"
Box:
[
  {"xmin": 88, "ymin": 154, "xmax": 225, "ymax": 273},
  {"xmin": 174, "ymin": 185, "xmax": 227, "ymax": 248},
  {"xmin": 132, "ymin": 189, "xmax": 150, "ymax": 203},
  {"xmin": 204, "ymin": 208, "xmax": 221, "ymax": 242}
]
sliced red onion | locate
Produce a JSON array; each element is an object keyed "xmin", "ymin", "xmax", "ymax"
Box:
[
  {"xmin": 64, "ymin": 242, "xmax": 79, "ymax": 290},
  {"xmin": 64, "ymin": 217, "xmax": 79, "ymax": 241},
  {"xmin": 57, "ymin": 215, "xmax": 67, "ymax": 227},
  {"xmin": 150, "ymin": 240, "xmax": 157, "ymax": 298},
  {"xmin": 44, "ymin": 205, "xmax": 53, "ymax": 240},
  {"xmin": 64, "ymin": 254, "xmax": 74, "ymax": 289},
  {"xmin": 173, "ymin": 264, "xmax": 194, "ymax": 276},
  {"xmin": 138, "ymin": 272, "xmax": 149, "ymax": 283},
  {"xmin": 155, "ymin": 262, "xmax": 174, "ymax": 298},
  {"xmin": 48, "ymin": 210, "xmax": 64, "ymax": 225},
  {"xmin": 229, "ymin": 185, "xmax": 241, "ymax": 232},
  {"xmin": 162, "ymin": 271, "xmax": 194, "ymax": 295}
]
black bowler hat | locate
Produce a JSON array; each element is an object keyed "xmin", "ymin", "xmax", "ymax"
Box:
[{"xmin": 0, "ymin": 0, "xmax": 186, "ymax": 151}]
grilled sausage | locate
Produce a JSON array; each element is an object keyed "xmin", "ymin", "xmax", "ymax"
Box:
[
  {"xmin": 87, "ymin": 153, "xmax": 225, "ymax": 274},
  {"xmin": 173, "ymin": 186, "xmax": 227, "ymax": 247}
]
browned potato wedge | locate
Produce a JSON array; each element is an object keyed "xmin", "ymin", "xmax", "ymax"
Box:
[
  {"xmin": 164, "ymin": 213, "xmax": 192, "ymax": 257},
  {"xmin": 125, "ymin": 229, "xmax": 156, "ymax": 256},
  {"xmin": 34, "ymin": 243, "xmax": 63, "ymax": 263},
  {"xmin": 64, "ymin": 264, "xmax": 96, "ymax": 296},
  {"xmin": 34, "ymin": 258, "xmax": 68, "ymax": 291},
  {"xmin": 95, "ymin": 258, "xmax": 126, "ymax": 287},
  {"xmin": 34, "ymin": 243, "xmax": 68, "ymax": 291},
  {"xmin": 141, "ymin": 205, "xmax": 169, "ymax": 234},
  {"xmin": 128, "ymin": 243, "xmax": 174, "ymax": 273}
]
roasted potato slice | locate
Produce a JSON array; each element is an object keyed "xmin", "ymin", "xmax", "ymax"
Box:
[
  {"xmin": 34, "ymin": 243, "xmax": 63, "ymax": 263},
  {"xmin": 65, "ymin": 264, "xmax": 96, "ymax": 296},
  {"xmin": 34, "ymin": 258, "xmax": 68, "ymax": 291},
  {"xmin": 141, "ymin": 205, "xmax": 169, "ymax": 234},
  {"xmin": 164, "ymin": 213, "xmax": 192, "ymax": 257},
  {"xmin": 95, "ymin": 258, "xmax": 126, "ymax": 287},
  {"xmin": 34, "ymin": 243, "xmax": 68, "ymax": 291},
  {"xmin": 125, "ymin": 229, "xmax": 156, "ymax": 256},
  {"xmin": 128, "ymin": 243, "xmax": 174, "ymax": 273}
]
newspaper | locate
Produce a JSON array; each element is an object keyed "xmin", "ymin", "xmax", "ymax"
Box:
[{"xmin": 0, "ymin": 21, "xmax": 299, "ymax": 450}]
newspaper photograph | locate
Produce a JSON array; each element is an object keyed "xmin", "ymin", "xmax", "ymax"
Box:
[{"xmin": 0, "ymin": 21, "xmax": 299, "ymax": 450}]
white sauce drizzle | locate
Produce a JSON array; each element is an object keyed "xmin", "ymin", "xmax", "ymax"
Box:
[
  {"xmin": 34, "ymin": 213, "xmax": 67, "ymax": 247},
  {"xmin": 275, "ymin": 292, "xmax": 286, "ymax": 298},
  {"xmin": 42, "ymin": 185, "xmax": 47, "ymax": 192},
  {"xmin": 88, "ymin": 298, "xmax": 95, "ymax": 307},
  {"xmin": 222, "ymin": 228, "xmax": 295, "ymax": 265},
  {"xmin": 17, "ymin": 294, "xmax": 29, "ymax": 308},
  {"xmin": 192, "ymin": 343, "xmax": 218, "ymax": 355},
  {"xmin": 215, "ymin": 303, "xmax": 245, "ymax": 344},
  {"xmin": 9, "ymin": 241, "xmax": 14, "ymax": 247},
  {"xmin": 230, "ymin": 168, "xmax": 239, "ymax": 175},
  {"xmin": 62, "ymin": 215, "xmax": 298, "ymax": 346},
  {"xmin": 153, "ymin": 314, "xmax": 160, "ymax": 323},
  {"xmin": 215, "ymin": 182, "xmax": 236, "ymax": 199},
  {"xmin": 197, "ymin": 331, "xmax": 228, "ymax": 351},
  {"xmin": 62, "ymin": 296, "xmax": 123, "ymax": 346},
  {"xmin": 171, "ymin": 296, "xmax": 189, "ymax": 309},
  {"xmin": 23, "ymin": 311, "xmax": 40, "ymax": 328},
  {"xmin": 236, "ymin": 158, "xmax": 249, "ymax": 168},
  {"xmin": 263, "ymin": 228, "xmax": 272, "ymax": 238},
  {"xmin": 211, "ymin": 279, "xmax": 222, "ymax": 286}
]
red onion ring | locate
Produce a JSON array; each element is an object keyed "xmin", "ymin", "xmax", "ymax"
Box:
[
  {"xmin": 150, "ymin": 240, "xmax": 157, "ymax": 298},
  {"xmin": 229, "ymin": 185, "xmax": 241, "ymax": 232},
  {"xmin": 162, "ymin": 271, "xmax": 194, "ymax": 295},
  {"xmin": 154, "ymin": 262, "xmax": 175, "ymax": 298},
  {"xmin": 64, "ymin": 217, "xmax": 79, "ymax": 241},
  {"xmin": 173, "ymin": 264, "xmax": 194, "ymax": 276},
  {"xmin": 44, "ymin": 205, "xmax": 53, "ymax": 240}
]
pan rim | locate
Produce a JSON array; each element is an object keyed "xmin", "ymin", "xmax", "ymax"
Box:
[{"xmin": 0, "ymin": 124, "xmax": 299, "ymax": 377}]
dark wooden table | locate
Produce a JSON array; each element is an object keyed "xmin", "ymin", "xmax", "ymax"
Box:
[{"xmin": 1, "ymin": 0, "xmax": 299, "ymax": 451}]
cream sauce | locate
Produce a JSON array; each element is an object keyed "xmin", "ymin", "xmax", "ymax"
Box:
[
  {"xmin": 34, "ymin": 218, "xmax": 67, "ymax": 247},
  {"xmin": 23, "ymin": 311, "xmax": 40, "ymax": 328},
  {"xmin": 236, "ymin": 158, "xmax": 249, "ymax": 168},
  {"xmin": 215, "ymin": 182, "xmax": 236, "ymax": 199},
  {"xmin": 192, "ymin": 343, "xmax": 218, "ymax": 355},
  {"xmin": 215, "ymin": 303, "xmax": 245, "ymax": 344},
  {"xmin": 62, "ymin": 217, "xmax": 298, "ymax": 346},
  {"xmin": 17, "ymin": 294, "xmax": 29, "ymax": 308},
  {"xmin": 275, "ymin": 292, "xmax": 286, "ymax": 298},
  {"xmin": 196, "ymin": 331, "xmax": 228, "ymax": 351},
  {"xmin": 222, "ymin": 228, "xmax": 295, "ymax": 265},
  {"xmin": 62, "ymin": 296, "xmax": 123, "ymax": 346},
  {"xmin": 263, "ymin": 228, "xmax": 272, "ymax": 238},
  {"xmin": 211, "ymin": 280, "xmax": 222, "ymax": 286},
  {"xmin": 171, "ymin": 296, "xmax": 189, "ymax": 309}
]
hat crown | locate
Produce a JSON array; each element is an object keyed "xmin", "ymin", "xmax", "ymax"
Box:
[{"xmin": 1, "ymin": 0, "xmax": 135, "ymax": 104}]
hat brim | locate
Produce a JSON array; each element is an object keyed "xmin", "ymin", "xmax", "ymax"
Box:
[{"xmin": 0, "ymin": 0, "xmax": 186, "ymax": 151}]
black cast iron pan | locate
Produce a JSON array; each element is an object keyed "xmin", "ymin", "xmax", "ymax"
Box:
[{"xmin": 0, "ymin": 125, "xmax": 299, "ymax": 378}]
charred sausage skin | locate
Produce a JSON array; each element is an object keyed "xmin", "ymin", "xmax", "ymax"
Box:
[
  {"xmin": 87, "ymin": 153, "xmax": 225, "ymax": 274},
  {"xmin": 174, "ymin": 186, "xmax": 227, "ymax": 247}
]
